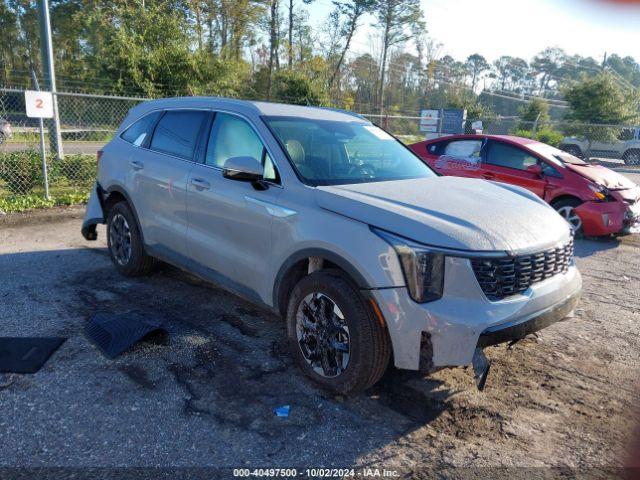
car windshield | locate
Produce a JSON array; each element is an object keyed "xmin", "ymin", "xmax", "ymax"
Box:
[
  {"xmin": 527, "ymin": 143, "xmax": 587, "ymax": 167},
  {"xmin": 263, "ymin": 116, "xmax": 435, "ymax": 186}
]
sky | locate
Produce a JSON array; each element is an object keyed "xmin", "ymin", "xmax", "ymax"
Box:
[{"xmin": 308, "ymin": 0, "xmax": 640, "ymax": 63}]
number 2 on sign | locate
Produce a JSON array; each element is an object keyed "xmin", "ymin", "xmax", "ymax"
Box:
[{"xmin": 35, "ymin": 99, "xmax": 43, "ymax": 108}]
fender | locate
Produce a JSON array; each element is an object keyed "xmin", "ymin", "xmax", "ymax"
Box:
[
  {"xmin": 105, "ymin": 185, "xmax": 147, "ymax": 245},
  {"xmin": 272, "ymin": 247, "xmax": 372, "ymax": 311}
]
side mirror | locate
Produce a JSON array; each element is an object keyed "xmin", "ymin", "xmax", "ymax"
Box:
[
  {"xmin": 222, "ymin": 156, "xmax": 264, "ymax": 182},
  {"xmin": 526, "ymin": 164, "xmax": 543, "ymax": 176}
]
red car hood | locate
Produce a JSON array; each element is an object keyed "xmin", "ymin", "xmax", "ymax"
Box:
[{"xmin": 566, "ymin": 163, "xmax": 638, "ymax": 194}]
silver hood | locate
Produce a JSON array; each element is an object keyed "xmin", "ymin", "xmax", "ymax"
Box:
[{"xmin": 315, "ymin": 176, "xmax": 571, "ymax": 254}]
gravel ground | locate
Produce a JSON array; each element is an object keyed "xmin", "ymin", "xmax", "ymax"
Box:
[{"xmin": 1, "ymin": 189, "xmax": 640, "ymax": 478}]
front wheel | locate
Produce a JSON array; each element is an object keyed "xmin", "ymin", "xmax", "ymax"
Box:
[
  {"xmin": 286, "ymin": 271, "xmax": 391, "ymax": 396},
  {"xmin": 553, "ymin": 198, "xmax": 583, "ymax": 236}
]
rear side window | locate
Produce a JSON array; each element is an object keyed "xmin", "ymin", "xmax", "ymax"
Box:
[
  {"xmin": 485, "ymin": 141, "xmax": 538, "ymax": 170},
  {"xmin": 121, "ymin": 112, "xmax": 161, "ymax": 147},
  {"xmin": 150, "ymin": 110, "xmax": 208, "ymax": 159},
  {"xmin": 444, "ymin": 140, "xmax": 483, "ymax": 159}
]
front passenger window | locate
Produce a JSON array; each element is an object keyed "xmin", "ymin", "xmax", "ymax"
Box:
[
  {"xmin": 206, "ymin": 113, "xmax": 279, "ymax": 183},
  {"xmin": 485, "ymin": 142, "xmax": 538, "ymax": 170}
]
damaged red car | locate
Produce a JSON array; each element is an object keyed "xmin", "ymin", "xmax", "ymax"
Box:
[{"xmin": 410, "ymin": 135, "xmax": 640, "ymax": 236}]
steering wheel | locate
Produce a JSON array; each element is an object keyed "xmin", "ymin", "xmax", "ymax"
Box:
[{"xmin": 349, "ymin": 163, "xmax": 376, "ymax": 177}]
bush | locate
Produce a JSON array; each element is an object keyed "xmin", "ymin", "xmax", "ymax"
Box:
[
  {"xmin": 51, "ymin": 155, "xmax": 96, "ymax": 186},
  {"xmin": 535, "ymin": 128, "xmax": 564, "ymax": 147},
  {"xmin": 510, "ymin": 127, "xmax": 564, "ymax": 147},
  {"xmin": 0, "ymin": 151, "xmax": 43, "ymax": 194}
]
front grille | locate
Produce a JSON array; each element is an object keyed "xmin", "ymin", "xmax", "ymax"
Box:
[{"xmin": 471, "ymin": 239, "xmax": 574, "ymax": 301}]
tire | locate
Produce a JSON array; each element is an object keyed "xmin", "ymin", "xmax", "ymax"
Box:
[
  {"xmin": 552, "ymin": 198, "xmax": 583, "ymax": 237},
  {"xmin": 0, "ymin": 132, "xmax": 6, "ymax": 146},
  {"xmin": 106, "ymin": 201, "xmax": 157, "ymax": 276},
  {"xmin": 286, "ymin": 270, "xmax": 391, "ymax": 396},
  {"xmin": 623, "ymin": 149, "xmax": 640, "ymax": 166},
  {"xmin": 561, "ymin": 145, "xmax": 583, "ymax": 159}
]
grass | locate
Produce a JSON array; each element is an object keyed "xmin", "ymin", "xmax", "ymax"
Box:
[{"xmin": 0, "ymin": 150, "xmax": 94, "ymax": 213}]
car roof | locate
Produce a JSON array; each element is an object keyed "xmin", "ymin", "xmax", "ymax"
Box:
[
  {"xmin": 129, "ymin": 96, "xmax": 367, "ymax": 123},
  {"xmin": 421, "ymin": 134, "xmax": 539, "ymax": 146}
]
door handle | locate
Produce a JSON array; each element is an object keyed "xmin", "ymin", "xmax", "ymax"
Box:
[
  {"xmin": 190, "ymin": 178, "xmax": 211, "ymax": 191},
  {"xmin": 130, "ymin": 160, "xmax": 144, "ymax": 170}
]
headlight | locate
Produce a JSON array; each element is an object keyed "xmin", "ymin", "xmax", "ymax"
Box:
[
  {"xmin": 588, "ymin": 183, "xmax": 612, "ymax": 202},
  {"xmin": 372, "ymin": 228, "xmax": 445, "ymax": 303}
]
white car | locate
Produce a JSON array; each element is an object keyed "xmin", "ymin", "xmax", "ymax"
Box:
[{"xmin": 560, "ymin": 127, "xmax": 640, "ymax": 165}]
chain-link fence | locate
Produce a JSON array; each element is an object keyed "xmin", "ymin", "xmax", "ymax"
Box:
[
  {"xmin": 2, "ymin": 86, "xmax": 639, "ymax": 212},
  {"xmin": 0, "ymin": 87, "xmax": 145, "ymax": 212}
]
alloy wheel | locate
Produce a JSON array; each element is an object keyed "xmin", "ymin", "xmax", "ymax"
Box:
[
  {"xmin": 295, "ymin": 292, "xmax": 350, "ymax": 378},
  {"xmin": 556, "ymin": 206, "xmax": 582, "ymax": 233},
  {"xmin": 109, "ymin": 213, "xmax": 132, "ymax": 266}
]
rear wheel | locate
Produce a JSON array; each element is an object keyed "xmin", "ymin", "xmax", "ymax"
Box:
[
  {"xmin": 553, "ymin": 198, "xmax": 583, "ymax": 236},
  {"xmin": 623, "ymin": 149, "xmax": 640, "ymax": 166},
  {"xmin": 106, "ymin": 201, "xmax": 157, "ymax": 276},
  {"xmin": 286, "ymin": 271, "xmax": 390, "ymax": 396}
]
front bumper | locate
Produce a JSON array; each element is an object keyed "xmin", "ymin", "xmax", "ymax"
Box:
[
  {"xmin": 370, "ymin": 256, "xmax": 582, "ymax": 370},
  {"xmin": 576, "ymin": 200, "xmax": 640, "ymax": 236},
  {"xmin": 477, "ymin": 288, "xmax": 580, "ymax": 348}
]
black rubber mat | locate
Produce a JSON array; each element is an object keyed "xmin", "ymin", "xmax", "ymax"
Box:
[
  {"xmin": 85, "ymin": 312, "xmax": 167, "ymax": 359},
  {"xmin": 0, "ymin": 337, "xmax": 66, "ymax": 373}
]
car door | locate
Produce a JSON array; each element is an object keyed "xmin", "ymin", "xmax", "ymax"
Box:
[
  {"xmin": 482, "ymin": 140, "xmax": 548, "ymax": 198},
  {"xmin": 186, "ymin": 111, "xmax": 282, "ymax": 300},
  {"xmin": 433, "ymin": 138, "xmax": 486, "ymax": 178},
  {"xmin": 133, "ymin": 109, "xmax": 209, "ymax": 256}
]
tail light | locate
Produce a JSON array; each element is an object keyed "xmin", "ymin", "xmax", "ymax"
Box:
[{"xmin": 96, "ymin": 150, "xmax": 103, "ymax": 167}]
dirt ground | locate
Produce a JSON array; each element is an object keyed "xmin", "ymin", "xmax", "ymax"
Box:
[{"xmin": 1, "ymin": 203, "xmax": 639, "ymax": 479}]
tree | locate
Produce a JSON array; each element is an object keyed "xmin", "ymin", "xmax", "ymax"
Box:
[
  {"xmin": 266, "ymin": 0, "xmax": 280, "ymax": 99},
  {"xmin": 492, "ymin": 56, "xmax": 513, "ymax": 90},
  {"xmin": 327, "ymin": 0, "xmax": 374, "ymax": 88},
  {"xmin": 564, "ymin": 73, "xmax": 640, "ymax": 157},
  {"xmin": 518, "ymin": 97, "xmax": 550, "ymax": 131},
  {"xmin": 373, "ymin": 0, "xmax": 423, "ymax": 114},
  {"xmin": 465, "ymin": 54, "xmax": 489, "ymax": 92},
  {"xmin": 531, "ymin": 47, "xmax": 566, "ymax": 95}
]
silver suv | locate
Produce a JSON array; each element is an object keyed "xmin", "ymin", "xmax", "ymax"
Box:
[
  {"xmin": 82, "ymin": 98, "xmax": 582, "ymax": 394},
  {"xmin": 561, "ymin": 127, "xmax": 640, "ymax": 165}
]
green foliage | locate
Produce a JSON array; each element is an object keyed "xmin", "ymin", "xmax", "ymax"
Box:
[
  {"xmin": 272, "ymin": 70, "xmax": 329, "ymax": 105},
  {"xmin": 535, "ymin": 128, "xmax": 564, "ymax": 147},
  {"xmin": 520, "ymin": 98, "xmax": 550, "ymax": 126},
  {"xmin": 563, "ymin": 73, "xmax": 640, "ymax": 149},
  {"xmin": 50, "ymin": 155, "xmax": 97, "ymax": 187},
  {"xmin": 0, "ymin": 151, "xmax": 42, "ymax": 194},
  {"xmin": 511, "ymin": 127, "xmax": 564, "ymax": 147},
  {"xmin": 0, "ymin": 191, "xmax": 89, "ymax": 213}
]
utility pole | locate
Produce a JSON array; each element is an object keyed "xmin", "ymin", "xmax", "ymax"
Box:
[{"xmin": 38, "ymin": 0, "xmax": 64, "ymax": 159}]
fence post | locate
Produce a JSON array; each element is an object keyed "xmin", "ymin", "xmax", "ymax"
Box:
[
  {"xmin": 29, "ymin": 66, "xmax": 50, "ymax": 200},
  {"xmin": 38, "ymin": 0, "xmax": 64, "ymax": 159},
  {"xmin": 383, "ymin": 114, "xmax": 389, "ymax": 130},
  {"xmin": 39, "ymin": 118, "xmax": 50, "ymax": 200}
]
